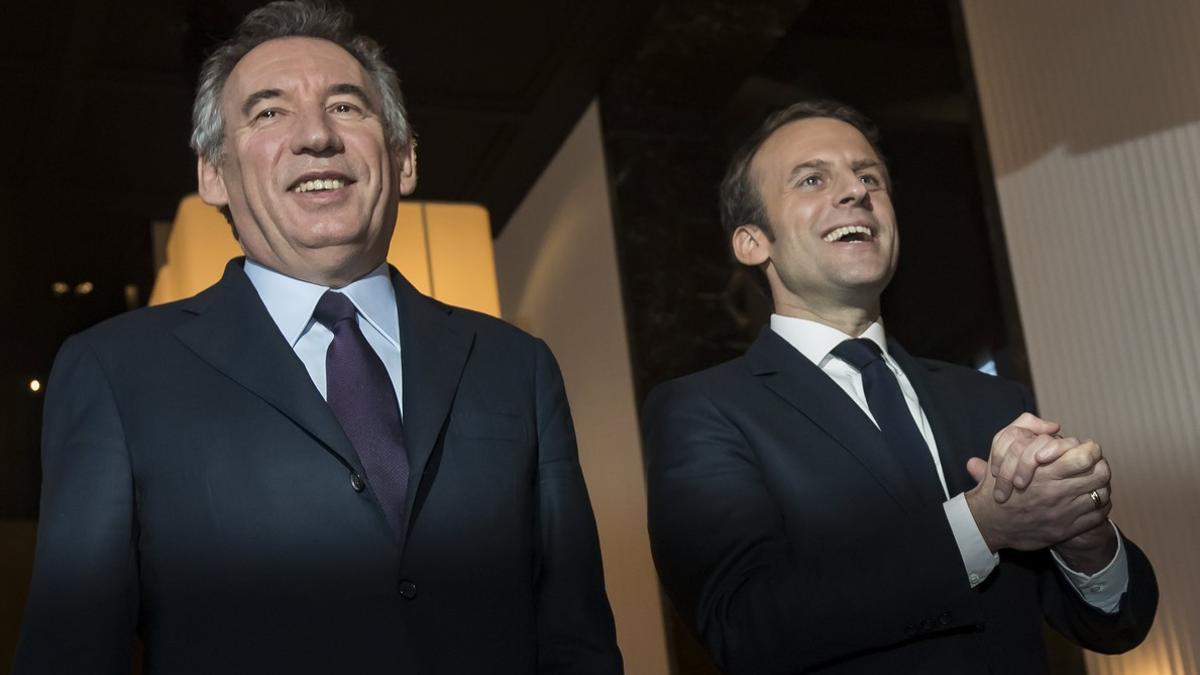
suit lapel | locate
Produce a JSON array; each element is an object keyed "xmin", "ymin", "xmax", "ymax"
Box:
[
  {"xmin": 172, "ymin": 259, "xmax": 366, "ymax": 477},
  {"xmin": 391, "ymin": 269, "xmax": 474, "ymax": 529},
  {"xmin": 746, "ymin": 327, "xmax": 927, "ymax": 511},
  {"xmin": 888, "ymin": 341, "xmax": 977, "ymax": 497}
]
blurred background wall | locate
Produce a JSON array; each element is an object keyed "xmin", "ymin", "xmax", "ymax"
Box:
[
  {"xmin": 495, "ymin": 101, "xmax": 670, "ymax": 675},
  {"xmin": 962, "ymin": 1, "xmax": 1200, "ymax": 672}
]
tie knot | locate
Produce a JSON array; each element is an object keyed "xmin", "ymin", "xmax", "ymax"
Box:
[
  {"xmin": 313, "ymin": 290, "xmax": 358, "ymax": 330},
  {"xmin": 831, "ymin": 338, "xmax": 883, "ymax": 370}
]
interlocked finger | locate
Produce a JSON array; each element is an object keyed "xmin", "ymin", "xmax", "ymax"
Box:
[
  {"xmin": 991, "ymin": 426, "xmax": 1034, "ymax": 476},
  {"xmin": 1043, "ymin": 441, "xmax": 1104, "ymax": 480},
  {"xmin": 994, "ymin": 433, "xmax": 1052, "ymax": 502}
]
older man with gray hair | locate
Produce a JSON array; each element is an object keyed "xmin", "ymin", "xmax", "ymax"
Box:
[{"xmin": 14, "ymin": 2, "xmax": 622, "ymax": 674}]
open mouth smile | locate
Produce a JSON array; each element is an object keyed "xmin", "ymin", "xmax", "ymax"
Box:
[
  {"xmin": 822, "ymin": 224, "xmax": 876, "ymax": 243},
  {"xmin": 288, "ymin": 173, "xmax": 355, "ymax": 194},
  {"xmin": 292, "ymin": 178, "xmax": 346, "ymax": 193}
]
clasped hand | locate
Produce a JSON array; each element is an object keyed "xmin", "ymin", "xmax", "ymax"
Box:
[{"xmin": 965, "ymin": 414, "xmax": 1118, "ymax": 573}]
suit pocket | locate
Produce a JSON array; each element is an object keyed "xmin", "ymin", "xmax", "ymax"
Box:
[{"xmin": 448, "ymin": 411, "xmax": 526, "ymax": 442}]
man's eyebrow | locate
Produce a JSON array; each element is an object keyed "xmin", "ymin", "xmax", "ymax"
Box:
[
  {"xmin": 852, "ymin": 158, "xmax": 891, "ymax": 185},
  {"xmin": 787, "ymin": 159, "xmax": 830, "ymax": 179},
  {"xmin": 782, "ymin": 157, "xmax": 830, "ymax": 178},
  {"xmin": 240, "ymin": 89, "xmax": 282, "ymax": 118},
  {"xmin": 328, "ymin": 83, "xmax": 377, "ymax": 111}
]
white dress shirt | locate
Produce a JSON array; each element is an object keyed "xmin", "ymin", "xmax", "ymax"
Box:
[
  {"xmin": 243, "ymin": 259, "xmax": 404, "ymax": 413},
  {"xmin": 769, "ymin": 314, "xmax": 1128, "ymax": 612}
]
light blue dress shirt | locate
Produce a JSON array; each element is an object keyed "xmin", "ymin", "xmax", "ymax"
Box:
[{"xmin": 243, "ymin": 258, "xmax": 404, "ymax": 414}]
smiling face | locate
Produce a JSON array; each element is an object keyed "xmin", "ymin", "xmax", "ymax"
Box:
[
  {"xmin": 198, "ymin": 37, "xmax": 416, "ymax": 287},
  {"xmin": 732, "ymin": 116, "xmax": 898, "ymax": 324}
]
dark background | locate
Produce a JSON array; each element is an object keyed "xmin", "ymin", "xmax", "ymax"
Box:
[{"xmin": 1, "ymin": 0, "xmax": 1063, "ymax": 672}]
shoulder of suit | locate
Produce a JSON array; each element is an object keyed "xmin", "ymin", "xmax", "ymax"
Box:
[
  {"xmin": 912, "ymin": 354, "xmax": 1029, "ymax": 398},
  {"xmin": 70, "ymin": 297, "xmax": 197, "ymax": 346},
  {"xmin": 430, "ymin": 298, "xmax": 540, "ymax": 346},
  {"xmin": 47, "ymin": 299, "xmax": 198, "ymax": 377},
  {"xmin": 645, "ymin": 353, "xmax": 752, "ymax": 406},
  {"xmin": 913, "ymin": 354, "xmax": 992, "ymax": 379}
]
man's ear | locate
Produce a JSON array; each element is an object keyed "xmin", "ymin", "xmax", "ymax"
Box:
[
  {"xmin": 197, "ymin": 155, "xmax": 229, "ymax": 207},
  {"xmin": 397, "ymin": 143, "xmax": 418, "ymax": 195},
  {"xmin": 732, "ymin": 224, "xmax": 770, "ymax": 266}
]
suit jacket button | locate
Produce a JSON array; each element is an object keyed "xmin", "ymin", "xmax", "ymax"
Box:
[
  {"xmin": 350, "ymin": 473, "xmax": 366, "ymax": 492},
  {"xmin": 398, "ymin": 580, "xmax": 417, "ymax": 599}
]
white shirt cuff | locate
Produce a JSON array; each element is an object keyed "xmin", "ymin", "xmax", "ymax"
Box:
[
  {"xmin": 1050, "ymin": 521, "xmax": 1129, "ymax": 614},
  {"xmin": 944, "ymin": 493, "xmax": 999, "ymax": 588}
]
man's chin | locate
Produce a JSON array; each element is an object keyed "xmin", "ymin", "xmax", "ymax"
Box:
[
  {"xmin": 271, "ymin": 252, "xmax": 381, "ymax": 287},
  {"xmin": 828, "ymin": 272, "xmax": 888, "ymax": 290}
]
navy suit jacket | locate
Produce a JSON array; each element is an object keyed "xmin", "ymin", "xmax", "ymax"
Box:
[
  {"xmin": 643, "ymin": 327, "xmax": 1156, "ymax": 674},
  {"xmin": 16, "ymin": 259, "xmax": 622, "ymax": 675}
]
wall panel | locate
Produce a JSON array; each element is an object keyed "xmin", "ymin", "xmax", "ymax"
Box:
[
  {"xmin": 494, "ymin": 101, "xmax": 671, "ymax": 675},
  {"xmin": 961, "ymin": 2, "xmax": 1200, "ymax": 672}
]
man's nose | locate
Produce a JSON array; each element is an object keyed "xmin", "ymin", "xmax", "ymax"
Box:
[
  {"xmin": 836, "ymin": 176, "xmax": 870, "ymax": 207},
  {"xmin": 290, "ymin": 108, "xmax": 344, "ymax": 156}
]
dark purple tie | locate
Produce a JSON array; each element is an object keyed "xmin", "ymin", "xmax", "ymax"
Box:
[
  {"xmin": 313, "ymin": 290, "xmax": 409, "ymax": 539},
  {"xmin": 832, "ymin": 338, "xmax": 945, "ymax": 506}
]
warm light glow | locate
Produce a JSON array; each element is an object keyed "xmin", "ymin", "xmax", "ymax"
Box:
[
  {"xmin": 149, "ymin": 195, "xmax": 500, "ymax": 317},
  {"xmin": 74, "ymin": 281, "xmax": 94, "ymax": 296},
  {"xmin": 29, "ymin": 379, "xmax": 41, "ymax": 393},
  {"xmin": 124, "ymin": 284, "xmax": 140, "ymax": 310},
  {"xmin": 51, "ymin": 281, "xmax": 69, "ymax": 296},
  {"xmin": 421, "ymin": 203, "xmax": 500, "ymax": 314}
]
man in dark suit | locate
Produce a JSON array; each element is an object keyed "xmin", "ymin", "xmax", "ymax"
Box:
[
  {"xmin": 643, "ymin": 100, "xmax": 1156, "ymax": 674},
  {"xmin": 15, "ymin": 2, "xmax": 622, "ymax": 673}
]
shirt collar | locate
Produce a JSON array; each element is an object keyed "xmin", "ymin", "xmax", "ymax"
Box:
[
  {"xmin": 243, "ymin": 258, "xmax": 400, "ymax": 349},
  {"xmin": 769, "ymin": 313, "xmax": 889, "ymax": 367}
]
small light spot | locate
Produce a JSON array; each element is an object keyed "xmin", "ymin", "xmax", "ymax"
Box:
[
  {"xmin": 51, "ymin": 282, "xmax": 70, "ymax": 296},
  {"xmin": 75, "ymin": 281, "xmax": 95, "ymax": 296},
  {"xmin": 29, "ymin": 379, "xmax": 42, "ymax": 393},
  {"xmin": 124, "ymin": 284, "xmax": 140, "ymax": 310}
]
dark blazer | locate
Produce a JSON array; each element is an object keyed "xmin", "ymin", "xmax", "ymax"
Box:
[
  {"xmin": 643, "ymin": 327, "xmax": 1156, "ymax": 675},
  {"xmin": 16, "ymin": 259, "xmax": 622, "ymax": 675}
]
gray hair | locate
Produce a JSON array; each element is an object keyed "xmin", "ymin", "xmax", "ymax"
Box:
[{"xmin": 190, "ymin": 0, "xmax": 412, "ymax": 164}]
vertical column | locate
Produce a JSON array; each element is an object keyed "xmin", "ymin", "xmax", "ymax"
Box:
[{"xmin": 494, "ymin": 102, "xmax": 671, "ymax": 675}]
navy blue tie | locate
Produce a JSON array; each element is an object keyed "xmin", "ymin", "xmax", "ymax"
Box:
[
  {"xmin": 831, "ymin": 338, "xmax": 945, "ymax": 506},
  {"xmin": 314, "ymin": 291, "xmax": 409, "ymax": 540}
]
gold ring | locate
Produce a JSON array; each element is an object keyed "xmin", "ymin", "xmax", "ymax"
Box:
[{"xmin": 1090, "ymin": 489, "xmax": 1102, "ymax": 509}]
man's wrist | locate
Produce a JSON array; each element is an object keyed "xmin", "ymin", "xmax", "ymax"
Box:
[
  {"xmin": 963, "ymin": 485, "xmax": 1003, "ymax": 553},
  {"xmin": 1052, "ymin": 526, "xmax": 1119, "ymax": 575},
  {"xmin": 945, "ymin": 493, "xmax": 1000, "ymax": 588},
  {"xmin": 1050, "ymin": 522, "xmax": 1128, "ymax": 613}
]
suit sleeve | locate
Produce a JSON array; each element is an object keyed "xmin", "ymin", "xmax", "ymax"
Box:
[
  {"xmin": 643, "ymin": 378, "xmax": 986, "ymax": 675},
  {"xmin": 530, "ymin": 339, "xmax": 623, "ymax": 675},
  {"xmin": 13, "ymin": 336, "xmax": 139, "ymax": 674},
  {"xmin": 1038, "ymin": 536, "xmax": 1158, "ymax": 652}
]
